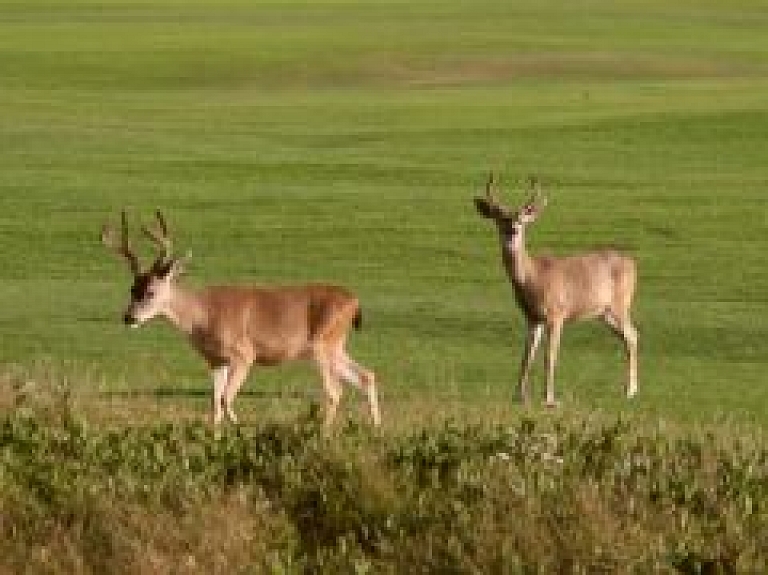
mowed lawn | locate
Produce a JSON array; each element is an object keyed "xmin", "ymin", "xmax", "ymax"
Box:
[{"xmin": 0, "ymin": 0, "xmax": 766, "ymax": 425}]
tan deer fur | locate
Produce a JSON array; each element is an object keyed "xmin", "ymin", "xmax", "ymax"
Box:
[
  {"xmin": 101, "ymin": 211, "xmax": 379, "ymax": 429},
  {"xmin": 474, "ymin": 174, "xmax": 638, "ymax": 406}
]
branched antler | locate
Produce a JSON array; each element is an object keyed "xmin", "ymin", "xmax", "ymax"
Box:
[
  {"xmin": 142, "ymin": 210, "xmax": 173, "ymax": 263},
  {"xmin": 485, "ymin": 172, "xmax": 502, "ymax": 206},
  {"xmin": 101, "ymin": 211, "xmax": 141, "ymax": 275},
  {"xmin": 524, "ymin": 175, "xmax": 548, "ymax": 211}
]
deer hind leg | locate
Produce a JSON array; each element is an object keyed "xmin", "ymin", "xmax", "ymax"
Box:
[
  {"xmin": 333, "ymin": 353, "xmax": 380, "ymax": 427},
  {"xmin": 545, "ymin": 319, "xmax": 563, "ymax": 408},
  {"xmin": 315, "ymin": 353, "xmax": 343, "ymax": 431},
  {"xmin": 519, "ymin": 323, "xmax": 544, "ymax": 405},
  {"xmin": 602, "ymin": 310, "xmax": 638, "ymax": 398},
  {"xmin": 222, "ymin": 360, "xmax": 251, "ymax": 424},
  {"xmin": 312, "ymin": 304, "xmax": 379, "ymax": 427}
]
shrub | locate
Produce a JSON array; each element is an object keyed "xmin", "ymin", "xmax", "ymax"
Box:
[{"xmin": 1, "ymin": 387, "xmax": 766, "ymax": 573}]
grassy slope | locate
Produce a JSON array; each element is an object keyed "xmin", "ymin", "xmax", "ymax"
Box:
[{"xmin": 0, "ymin": 0, "xmax": 767, "ymax": 425}]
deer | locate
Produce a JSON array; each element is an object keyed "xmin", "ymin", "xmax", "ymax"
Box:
[
  {"xmin": 473, "ymin": 174, "xmax": 638, "ymax": 407},
  {"xmin": 101, "ymin": 210, "xmax": 380, "ymax": 430}
]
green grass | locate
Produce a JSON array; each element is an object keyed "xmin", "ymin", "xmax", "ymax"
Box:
[{"xmin": 1, "ymin": 0, "xmax": 767, "ymax": 427}]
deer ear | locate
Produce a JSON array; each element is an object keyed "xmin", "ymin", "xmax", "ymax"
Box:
[
  {"xmin": 155, "ymin": 252, "xmax": 189, "ymax": 279},
  {"xmin": 520, "ymin": 192, "xmax": 547, "ymax": 222},
  {"xmin": 168, "ymin": 252, "xmax": 190, "ymax": 278},
  {"xmin": 474, "ymin": 197, "xmax": 499, "ymax": 219},
  {"xmin": 519, "ymin": 204, "xmax": 540, "ymax": 223}
]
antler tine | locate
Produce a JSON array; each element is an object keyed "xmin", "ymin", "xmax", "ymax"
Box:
[
  {"xmin": 154, "ymin": 210, "xmax": 169, "ymax": 238},
  {"xmin": 101, "ymin": 210, "xmax": 141, "ymax": 275},
  {"xmin": 525, "ymin": 175, "xmax": 548, "ymax": 209},
  {"xmin": 485, "ymin": 171, "xmax": 501, "ymax": 205},
  {"xmin": 142, "ymin": 210, "xmax": 173, "ymax": 262}
]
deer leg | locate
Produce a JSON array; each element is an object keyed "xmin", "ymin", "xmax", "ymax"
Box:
[
  {"xmin": 222, "ymin": 360, "xmax": 251, "ymax": 424},
  {"xmin": 545, "ymin": 320, "xmax": 563, "ymax": 408},
  {"xmin": 211, "ymin": 365, "xmax": 229, "ymax": 426},
  {"xmin": 603, "ymin": 312, "xmax": 639, "ymax": 398},
  {"xmin": 333, "ymin": 354, "xmax": 380, "ymax": 427},
  {"xmin": 518, "ymin": 323, "xmax": 544, "ymax": 405},
  {"xmin": 624, "ymin": 322, "xmax": 638, "ymax": 398},
  {"xmin": 315, "ymin": 354, "xmax": 343, "ymax": 431}
]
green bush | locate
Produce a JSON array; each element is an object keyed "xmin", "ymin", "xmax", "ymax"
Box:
[{"xmin": 1, "ymin": 394, "xmax": 766, "ymax": 574}]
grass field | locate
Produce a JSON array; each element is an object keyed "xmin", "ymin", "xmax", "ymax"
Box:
[
  {"xmin": 2, "ymin": 1, "xmax": 768, "ymax": 572},
  {"xmin": 1, "ymin": 0, "xmax": 767, "ymax": 422}
]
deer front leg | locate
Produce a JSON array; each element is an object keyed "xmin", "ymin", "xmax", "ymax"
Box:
[
  {"xmin": 211, "ymin": 365, "xmax": 229, "ymax": 426},
  {"xmin": 545, "ymin": 319, "xmax": 563, "ymax": 408},
  {"xmin": 518, "ymin": 323, "xmax": 543, "ymax": 405},
  {"xmin": 222, "ymin": 360, "xmax": 251, "ymax": 424}
]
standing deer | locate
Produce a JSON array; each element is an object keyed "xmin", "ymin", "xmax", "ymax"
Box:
[
  {"xmin": 473, "ymin": 174, "xmax": 638, "ymax": 406},
  {"xmin": 101, "ymin": 211, "xmax": 380, "ymax": 429}
]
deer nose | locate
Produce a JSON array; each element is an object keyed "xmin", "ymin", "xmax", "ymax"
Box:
[{"xmin": 123, "ymin": 312, "xmax": 136, "ymax": 326}]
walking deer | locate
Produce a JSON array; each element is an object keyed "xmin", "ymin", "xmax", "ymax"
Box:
[
  {"xmin": 101, "ymin": 211, "xmax": 380, "ymax": 429},
  {"xmin": 473, "ymin": 174, "xmax": 638, "ymax": 406}
]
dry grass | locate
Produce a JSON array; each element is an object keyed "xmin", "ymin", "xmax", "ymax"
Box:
[
  {"xmin": 379, "ymin": 53, "xmax": 755, "ymax": 88},
  {"xmin": 1, "ymin": 368, "xmax": 766, "ymax": 573}
]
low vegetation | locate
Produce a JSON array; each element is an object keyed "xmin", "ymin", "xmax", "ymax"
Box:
[{"xmin": 1, "ymin": 378, "xmax": 765, "ymax": 574}]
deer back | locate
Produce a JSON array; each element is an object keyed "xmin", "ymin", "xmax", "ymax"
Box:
[
  {"xmin": 196, "ymin": 284, "xmax": 360, "ymax": 366},
  {"xmin": 517, "ymin": 250, "xmax": 635, "ymax": 322}
]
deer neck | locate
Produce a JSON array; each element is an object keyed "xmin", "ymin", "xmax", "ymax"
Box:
[
  {"xmin": 163, "ymin": 284, "xmax": 209, "ymax": 337},
  {"xmin": 500, "ymin": 228, "xmax": 536, "ymax": 286}
]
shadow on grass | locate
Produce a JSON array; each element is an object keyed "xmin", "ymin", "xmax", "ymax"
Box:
[{"xmin": 102, "ymin": 388, "xmax": 313, "ymax": 399}]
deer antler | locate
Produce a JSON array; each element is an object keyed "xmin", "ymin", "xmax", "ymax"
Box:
[
  {"xmin": 485, "ymin": 172, "xmax": 502, "ymax": 206},
  {"xmin": 524, "ymin": 175, "xmax": 548, "ymax": 210},
  {"xmin": 142, "ymin": 210, "xmax": 173, "ymax": 262},
  {"xmin": 101, "ymin": 211, "xmax": 141, "ymax": 275}
]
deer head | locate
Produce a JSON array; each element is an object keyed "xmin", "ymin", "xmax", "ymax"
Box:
[
  {"xmin": 474, "ymin": 173, "xmax": 548, "ymax": 250},
  {"xmin": 102, "ymin": 210, "xmax": 187, "ymax": 327}
]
